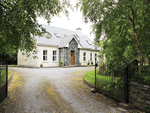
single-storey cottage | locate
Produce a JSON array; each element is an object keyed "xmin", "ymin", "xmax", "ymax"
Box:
[{"xmin": 17, "ymin": 24, "xmax": 101, "ymax": 67}]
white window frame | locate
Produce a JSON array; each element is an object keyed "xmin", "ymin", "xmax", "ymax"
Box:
[
  {"xmin": 43, "ymin": 50, "xmax": 48, "ymax": 61},
  {"xmin": 83, "ymin": 52, "xmax": 86, "ymax": 61},
  {"xmin": 52, "ymin": 50, "xmax": 57, "ymax": 62},
  {"xmin": 90, "ymin": 53, "xmax": 92, "ymax": 61}
]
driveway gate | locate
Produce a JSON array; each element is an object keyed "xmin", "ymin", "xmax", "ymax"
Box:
[{"xmin": 0, "ymin": 64, "xmax": 8, "ymax": 104}]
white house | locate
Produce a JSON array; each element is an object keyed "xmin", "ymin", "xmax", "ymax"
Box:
[{"xmin": 17, "ymin": 25, "xmax": 101, "ymax": 67}]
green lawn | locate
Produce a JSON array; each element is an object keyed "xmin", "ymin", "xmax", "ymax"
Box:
[
  {"xmin": 83, "ymin": 70, "xmax": 124, "ymax": 99},
  {"xmin": 83, "ymin": 69, "xmax": 150, "ymax": 89},
  {"xmin": 0, "ymin": 68, "xmax": 11, "ymax": 85},
  {"xmin": 83, "ymin": 70, "xmax": 121, "ymax": 87}
]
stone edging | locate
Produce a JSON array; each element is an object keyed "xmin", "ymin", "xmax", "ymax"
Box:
[
  {"xmin": 83, "ymin": 79, "xmax": 94, "ymax": 88},
  {"xmin": 8, "ymin": 73, "xmax": 14, "ymax": 86}
]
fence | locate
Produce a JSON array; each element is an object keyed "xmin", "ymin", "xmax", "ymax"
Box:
[
  {"xmin": 95, "ymin": 61, "xmax": 128, "ymax": 103},
  {"xmin": 0, "ymin": 64, "xmax": 8, "ymax": 104},
  {"xmin": 95, "ymin": 59, "xmax": 150, "ymax": 103}
]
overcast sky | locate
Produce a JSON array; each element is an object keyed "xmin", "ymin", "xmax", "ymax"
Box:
[{"xmin": 37, "ymin": 0, "xmax": 95, "ymax": 41}]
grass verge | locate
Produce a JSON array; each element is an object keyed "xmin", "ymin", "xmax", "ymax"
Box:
[
  {"xmin": 0, "ymin": 69, "xmax": 12, "ymax": 86},
  {"xmin": 83, "ymin": 70, "xmax": 124, "ymax": 100}
]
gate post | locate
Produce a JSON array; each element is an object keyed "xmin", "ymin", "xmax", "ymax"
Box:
[
  {"xmin": 124, "ymin": 64, "xmax": 129, "ymax": 103},
  {"xmin": 95, "ymin": 57, "xmax": 97, "ymax": 90}
]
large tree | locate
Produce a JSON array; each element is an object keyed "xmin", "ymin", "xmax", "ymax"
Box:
[
  {"xmin": 78, "ymin": 0, "xmax": 150, "ymax": 69},
  {"xmin": 0, "ymin": 0, "xmax": 70, "ymax": 56}
]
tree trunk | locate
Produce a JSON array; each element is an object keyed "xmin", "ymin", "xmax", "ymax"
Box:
[
  {"xmin": 126, "ymin": 10, "xmax": 143, "ymax": 69},
  {"xmin": 125, "ymin": 4, "xmax": 146, "ymax": 81}
]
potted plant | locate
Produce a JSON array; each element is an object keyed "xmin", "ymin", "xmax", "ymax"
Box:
[
  {"xmin": 40, "ymin": 64, "xmax": 43, "ymax": 67},
  {"xmin": 91, "ymin": 61, "xmax": 93, "ymax": 65},
  {"xmin": 59, "ymin": 59, "xmax": 63, "ymax": 67},
  {"xmin": 87, "ymin": 60, "xmax": 90, "ymax": 65}
]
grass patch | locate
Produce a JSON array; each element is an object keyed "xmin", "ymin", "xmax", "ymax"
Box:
[
  {"xmin": 8, "ymin": 65, "xmax": 18, "ymax": 67},
  {"xmin": 0, "ymin": 68, "xmax": 12, "ymax": 85},
  {"xmin": 83, "ymin": 70, "xmax": 122, "ymax": 87},
  {"xmin": 83, "ymin": 70, "xmax": 124, "ymax": 100}
]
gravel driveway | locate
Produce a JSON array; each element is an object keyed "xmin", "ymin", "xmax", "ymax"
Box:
[{"xmin": 3, "ymin": 67, "xmax": 121, "ymax": 113}]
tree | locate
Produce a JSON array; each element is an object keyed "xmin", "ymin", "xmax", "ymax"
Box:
[
  {"xmin": 78, "ymin": 0, "xmax": 150, "ymax": 68},
  {"xmin": 0, "ymin": 0, "xmax": 70, "ymax": 58}
]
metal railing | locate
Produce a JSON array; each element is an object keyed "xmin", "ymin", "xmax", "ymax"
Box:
[
  {"xmin": 0, "ymin": 64, "xmax": 8, "ymax": 104},
  {"xmin": 94, "ymin": 59, "xmax": 150, "ymax": 103}
]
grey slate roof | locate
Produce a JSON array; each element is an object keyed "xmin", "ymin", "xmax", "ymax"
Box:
[{"xmin": 35, "ymin": 24, "xmax": 101, "ymax": 50}]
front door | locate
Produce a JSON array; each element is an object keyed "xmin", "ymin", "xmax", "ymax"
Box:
[{"xmin": 71, "ymin": 51, "xmax": 74, "ymax": 65}]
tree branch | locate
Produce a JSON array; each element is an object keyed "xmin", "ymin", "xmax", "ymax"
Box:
[
  {"xmin": 0, "ymin": 3, "xmax": 10, "ymax": 10},
  {"xmin": 131, "ymin": 6, "xmax": 134, "ymax": 27}
]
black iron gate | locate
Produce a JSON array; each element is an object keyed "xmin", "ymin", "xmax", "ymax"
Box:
[
  {"xmin": 0, "ymin": 64, "xmax": 8, "ymax": 104},
  {"xmin": 94, "ymin": 58, "xmax": 129, "ymax": 103}
]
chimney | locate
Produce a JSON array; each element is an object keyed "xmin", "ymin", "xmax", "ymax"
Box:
[{"xmin": 76, "ymin": 27, "xmax": 82, "ymax": 38}]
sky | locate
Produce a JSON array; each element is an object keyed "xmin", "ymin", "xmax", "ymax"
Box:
[{"xmin": 37, "ymin": 0, "xmax": 95, "ymax": 41}]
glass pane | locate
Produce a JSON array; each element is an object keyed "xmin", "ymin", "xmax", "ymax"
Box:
[
  {"xmin": 43, "ymin": 51, "xmax": 45, "ymax": 55},
  {"xmin": 45, "ymin": 56, "xmax": 47, "ymax": 60},
  {"xmin": 43, "ymin": 56, "xmax": 45, "ymax": 60},
  {"xmin": 45, "ymin": 51, "xmax": 47, "ymax": 55},
  {"xmin": 53, "ymin": 56, "xmax": 56, "ymax": 61},
  {"xmin": 53, "ymin": 51, "xmax": 56, "ymax": 55},
  {"xmin": 84, "ymin": 53, "xmax": 86, "ymax": 56},
  {"xmin": 53, "ymin": 56, "xmax": 54, "ymax": 61}
]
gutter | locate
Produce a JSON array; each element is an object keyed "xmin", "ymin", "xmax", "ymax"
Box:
[{"xmin": 37, "ymin": 43, "xmax": 59, "ymax": 47}]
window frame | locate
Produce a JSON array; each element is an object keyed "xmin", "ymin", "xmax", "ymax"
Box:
[
  {"xmin": 52, "ymin": 50, "xmax": 57, "ymax": 62},
  {"xmin": 43, "ymin": 50, "xmax": 48, "ymax": 61},
  {"xmin": 83, "ymin": 52, "xmax": 86, "ymax": 61},
  {"xmin": 90, "ymin": 53, "xmax": 92, "ymax": 61}
]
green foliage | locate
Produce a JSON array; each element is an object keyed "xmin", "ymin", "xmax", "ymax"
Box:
[
  {"xmin": 83, "ymin": 70, "xmax": 124, "ymax": 92},
  {"xmin": 78, "ymin": 0, "xmax": 150, "ymax": 67},
  {"xmin": 0, "ymin": 68, "xmax": 11, "ymax": 85},
  {"xmin": 0, "ymin": 0, "xmax": 71, "ymax": 56},
  {"xmin": 0, "ymin": 50, "xmax": 17, "ymax": 63},
  {"xmin": 60, "ymin": 59, "xmax": 63, "ymax": 64}
]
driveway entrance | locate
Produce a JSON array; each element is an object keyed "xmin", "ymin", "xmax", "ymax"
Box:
[{"xmin": 2, "ymin": 67, "xmax": 121, "ymax": 113}]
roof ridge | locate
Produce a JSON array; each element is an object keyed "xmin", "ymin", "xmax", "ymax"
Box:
[
  {"xmin": 41, "ymin": 24, "xmax": 76, "ymax": 33},
  {"xmin": 61, "ymin": 35, "xmax": 75, "ymax": 38}
]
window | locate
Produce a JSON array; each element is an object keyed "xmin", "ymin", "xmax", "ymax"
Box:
[
  {"xmin": 95, "ymin": 53, "xmax": 97, "ymax": 61},
  {"xmin": 83, "ymin": 52, "xmax": 86, "ymax": 61},
  {"xmin": 90, "ymin": 53, "xmax": 92, "ymax": 61},
  {"xmin": 86, "ymin": 40, "xmax": 92, "ymax": 45},
  {"xmin": 54, "ymin": 33, "xmax": 60, "ymax": 38},
  {"xmin": 45, "ymin": 33, "xmax": 51, "ymax": 39},
  {"xmin": 43, "ymin": 50, "xmax": 47, "ymax": 61},
  {"xmin": 53, "ymin": 50, "xmax": 57, "ymax": 61}
]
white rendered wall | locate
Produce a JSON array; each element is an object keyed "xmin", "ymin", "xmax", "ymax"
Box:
[
  {"xmin": 80, "ymin": 49, "xmax": 99, "ymax": 65},
  {"xmin": 17, "ymin": 50, "xmax": 38, "ymax": 67},
  {"xmin": 37, "ymin": 46, "xmax": 59, "ymax": 67}
]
